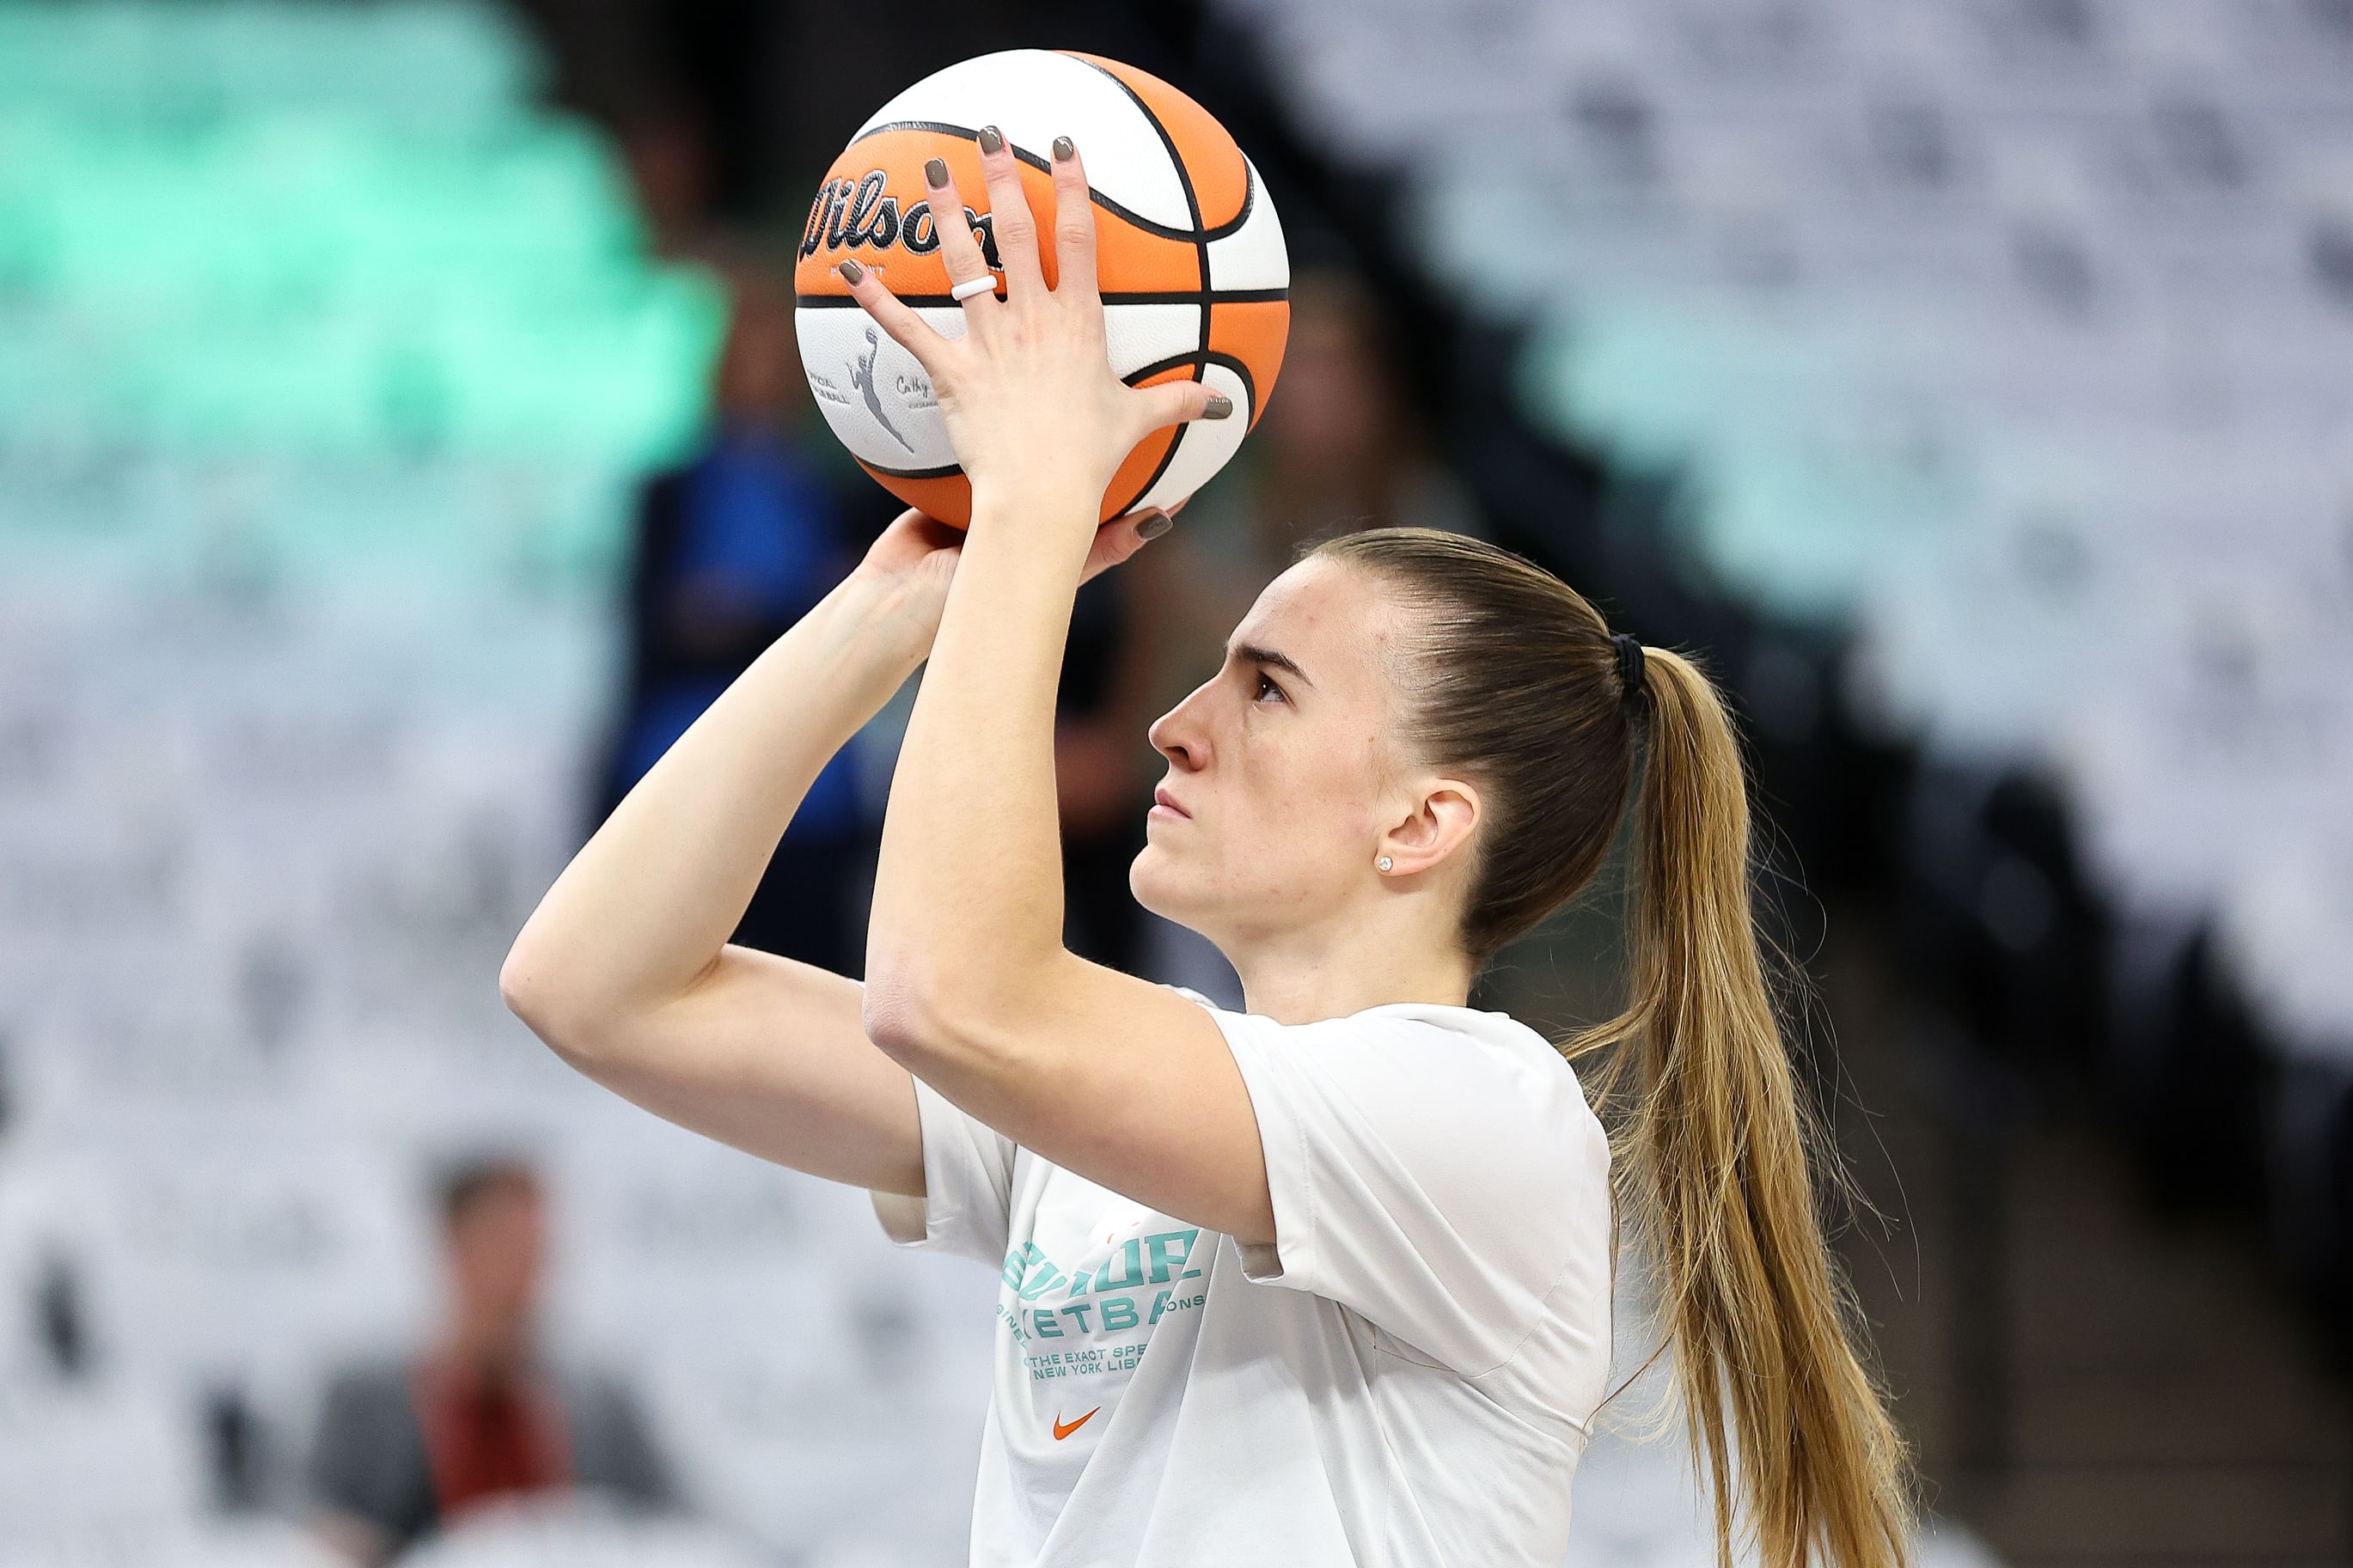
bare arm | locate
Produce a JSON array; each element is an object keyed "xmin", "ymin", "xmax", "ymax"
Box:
[
  {"xmin": 536, "ymin": 949, "xmax": 926, "ymax": 1194},
  {"xmin": 500, "ymin": 562, "xmax": 937, "ymax": 1193},
  {"xmin": 501, "ymin": 508, "xmax": 1168, "ymax": 1196}
]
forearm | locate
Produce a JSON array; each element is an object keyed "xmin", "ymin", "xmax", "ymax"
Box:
[
  {"xmin": 504, "ymin": 571, "xmax": 932, "ymax": 1034},
  {"xmin": 866, "ymin": 491, "xmax": 1095, "ymax": 1016}
]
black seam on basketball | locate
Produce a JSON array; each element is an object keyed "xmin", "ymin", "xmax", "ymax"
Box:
[
  {"xmin": 848, "ymin": 119, "xmax": 1206, "ymax": 243},
  {"xmin": 795, "ymin": 288, "xmax": 1287, "ymax": 308},
  {"xmin": 1057, "ymin": 64, "xmax": 1201, "ymax": 229},
  {"xmin": 1202, "ymin": 162, "xmax": 1256, "ymax": 243},
  {"xmin": 1050, "ymin": 58, "xmax": 1256, "ymax": 238},
  {"xmin": 1061, "ymin": 55, "xmax": 1212, "ymax": 365},
  {"xmin": 1112, "ymin": 427, "xmax": 1183, "ymax": 520},
  {"xmin": 1112, "ymin": 349, "xmax": 1261, "ymax": 514},
  {"xmin": 1121, "ymin": 351, "xmax": 1260, "ymax": 419},
  {"xmin": 855, "ymin": 458, "xmax": 964, "ymax": 480}
]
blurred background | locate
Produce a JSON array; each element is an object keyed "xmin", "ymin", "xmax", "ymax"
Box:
[{"xmin": 1, "ymin": 0, "xmax": 2349, "ymax": 1565}]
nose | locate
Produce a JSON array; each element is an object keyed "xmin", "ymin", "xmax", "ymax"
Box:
[{"xmin": 1147, "ymin": 681, "xmax": 1214, "ymax": 773}]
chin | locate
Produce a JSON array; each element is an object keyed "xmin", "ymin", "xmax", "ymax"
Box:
[{"xmin": 1128, "ymin": 845, "xmax": 1189, "ymax": 921}]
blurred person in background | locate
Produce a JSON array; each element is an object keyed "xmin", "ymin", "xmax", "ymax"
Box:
[
  {"xmin": 303, "ymin": 1156, "xmax": 678, "ymax": 1565},
  {"xmin": 592, "ymin": 257, "xmax": 890, "ymax": 979}
]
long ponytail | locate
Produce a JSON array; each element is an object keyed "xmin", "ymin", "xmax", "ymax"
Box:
[
  {"xmin": 1305, "ymin": 528, "xmax": 1914, "ymax": 1567},
  {"xmin": 1568, "ymin": 644, "xmax": 1913, "ymax": 1568}
]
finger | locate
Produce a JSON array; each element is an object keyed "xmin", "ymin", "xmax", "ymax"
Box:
[
  {"xmin": 975, "ymin": 123, "xmax": 1047, "ymax": 300},
  {"xmin": 885, "ymin": 506, "xmax": 963, "ymax": 549},
  {"xmin": 1127, "ymin": 378, "xmax": 1237, "ymax": 437},
  {"xmin": 1079, "ymin": 508, "xmax": 1170, "ymax": 585},
  {"xmin": 1049, "ymin": 136, "xmax": 1097, "ymax": 300},
  {"xmin": 920, "ymin": 156, "xmax": 1000, "ymax": 311},
  {"xmin": 837, "ymin": 258, "xmax": 950, "ymax": 374}
]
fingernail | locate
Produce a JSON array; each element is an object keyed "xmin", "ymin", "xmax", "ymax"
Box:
[
  {"xmin": 924, "ymin": 156, "xmax": 949, "ymax": 188},
  {"xmin": 1136, "ymin": 509, "xmax": 1173, "ymax": 540},
  {"xmin": 1052, "ymin": 135, "xmax": 1074, "ymax": 162},
  {"xmin": 837, "ymin": 258, "xmax": 865, "ymax": 284},
  {"xmin": 1202, "ymin": 392, "xmax": 1233, "ymax": 420},
  {"xmin": 976, "ymin": 125, "xmax": 1004, "ymax": 156}
]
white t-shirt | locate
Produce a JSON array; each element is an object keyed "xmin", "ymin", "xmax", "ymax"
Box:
[{"xmin": 869, "ymin": 984, "xmax": 1617, "ymax": 1567}]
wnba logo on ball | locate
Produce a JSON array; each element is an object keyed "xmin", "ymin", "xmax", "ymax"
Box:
[{"xmin": 799, "ymin": 168, "xmax": 1001, "ymax": 270}]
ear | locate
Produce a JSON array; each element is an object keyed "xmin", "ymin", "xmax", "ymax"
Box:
[{"xmin": 1376, "ymin": 778, "xmax": 1481, "ymax": 876}]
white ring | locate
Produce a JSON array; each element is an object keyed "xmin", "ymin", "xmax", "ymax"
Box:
[{"xmin": 950, "ymin": 274, "xmax": 999, "ymax": 302}]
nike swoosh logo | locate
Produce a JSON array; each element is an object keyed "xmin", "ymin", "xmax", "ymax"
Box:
[{"xmin": 1052, "ymin": 1406, "xmax": 1102, "ymax": 1441}]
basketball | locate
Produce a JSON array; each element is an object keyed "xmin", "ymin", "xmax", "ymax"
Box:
[{"xmin": 792, "ymin": 49, "xmax": 1290, "ymax": 527}]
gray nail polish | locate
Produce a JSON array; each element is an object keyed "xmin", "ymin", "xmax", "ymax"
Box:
[
  {"xmin": 977, "ymin": 125, "xmax": 1004, "ymax": 156},
  {"xmin": 1136, "ymin": 509, "xmax": 1173, "ymax": 540},
  {"xmin": 1202, "ymin": 392, "xmax": 1234, "ymax": 420},
  {"xmin": 837, "ymin": 258, "xmax": 865, "ymax": 284},
  {"xmin": 925, "ymin": 157, "xmax": 949, "ymax": 188},
  {"xmin": 1053, "ymin": 135, "xmax": 1075, "ymax": 162}
]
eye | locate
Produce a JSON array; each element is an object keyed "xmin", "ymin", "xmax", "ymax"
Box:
[{"xmin": 1254, "ymin": 670, "xmax": 1287, "ymax": 703}]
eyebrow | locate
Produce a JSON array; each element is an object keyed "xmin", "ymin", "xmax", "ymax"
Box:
[{"xmin": 1225, "ymin": 639, "xmax": 1315, "ymax": 689}]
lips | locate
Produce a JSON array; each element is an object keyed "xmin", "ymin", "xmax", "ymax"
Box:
[{"xmin": 1153, "ymin": 785, "xmax": 1189, "ymax": 819}]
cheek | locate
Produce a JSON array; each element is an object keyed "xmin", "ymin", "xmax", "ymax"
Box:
[{"xmin": 1232, "ymin": 747, "xmax": 1372, "ymax": 879}]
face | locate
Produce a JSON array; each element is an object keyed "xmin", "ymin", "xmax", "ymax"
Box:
[
  {"xmin": 445, "ymin": 1180, "xmax": 546, "ymax": 1334},
  {"xmin": 1134, "ymin": 556, "xmax": 1455, "ymax": 948}
]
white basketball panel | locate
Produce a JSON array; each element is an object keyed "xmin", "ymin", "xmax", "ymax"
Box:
[
  {"xmin": 1104, "ymin": 302, "xmax": 1208, "ymax": 378},
  {"xmin": 1134, "ymin": 361, "xmax": 1252, "ymax": 513},
  {"xmin": 853, "ymin": 50, "xmax": 1195, "ymax": 232},
  {"xmin": 1207, "ymin": 158, "xmax": 1290, "ymax": 291}
]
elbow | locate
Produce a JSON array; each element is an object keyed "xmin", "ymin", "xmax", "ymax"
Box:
[
  {"xmin": 865, "ymin": 926, "xmax": 1052, "ymax": 1046},
  {"xmin": 859, "ymin": 970, "xmax": 944, "ymax": 1063},
  {"xmin": 860, "ymin": 951, "xmax": 994, "ymax": 1065},
  {"xmin": 498, "ymin": 937, "xmax": 541, "ymax": 1025},
  {"xmin": 498, "ymin": 936, "xmax": 601, "ymax": 1063}
]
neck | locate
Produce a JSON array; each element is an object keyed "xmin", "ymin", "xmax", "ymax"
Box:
[{"xmin": 1225, "ymin": 901, "xmax": 1475, "ymax": 1025}]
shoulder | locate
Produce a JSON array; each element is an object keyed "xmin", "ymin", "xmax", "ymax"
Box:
[{"xmin": 1161, "ymin": 985, "xmax": 1606, "ymax": 1166}]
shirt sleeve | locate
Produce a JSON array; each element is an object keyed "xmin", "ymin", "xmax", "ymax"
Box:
[
  {"xmin": 1207, "ymin": 1004, "xmax": 1605, "ymax": 1377},
  {"xmin": 869, "ymin": 1073, "xmax": 1018, "ymax": 1268}
]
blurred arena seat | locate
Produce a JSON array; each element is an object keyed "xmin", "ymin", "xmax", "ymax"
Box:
[
  {"xmin": 0, "ymin": 1, "xmax": 991, "ymax": 1559},
  {"xmin": 394, "ymin": 1498, "xmax": 766, "ymax": 1568}
]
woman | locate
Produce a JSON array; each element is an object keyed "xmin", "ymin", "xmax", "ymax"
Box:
[{"xmin": 501, "ymin": 130, "xmax": 1912, "ymax": 1567}]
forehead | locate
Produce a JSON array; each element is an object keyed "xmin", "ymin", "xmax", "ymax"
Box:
[{"xmin": 1234, "ymin": 556, "xmax": 1409, "ymax": 687}]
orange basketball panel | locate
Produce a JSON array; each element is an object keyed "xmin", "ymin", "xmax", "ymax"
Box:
[
  {"xmin": 859, "ymin": 467, "xmax": 975, "ymax": 528},
  {"xmin": 1091, "ymin": 220, "xmax": 1207, "ymax": 295},
  {"xmin": 1100, "ymin": 410, "xmax": 1184, "ymax": 522},
  {"xmin": 1206, "ymin": 299, "xmax": 1292, "ymax": 425}
]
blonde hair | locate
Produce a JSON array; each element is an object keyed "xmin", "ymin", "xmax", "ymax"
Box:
[{"xmin": 1310, "ymin": 526, "xmax": 1914, "ymax": 1568}]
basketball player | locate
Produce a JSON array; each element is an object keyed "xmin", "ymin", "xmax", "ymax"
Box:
[{"xmin": 504, "ymin": 129, "xmax": 1912, "ymax": 1566}]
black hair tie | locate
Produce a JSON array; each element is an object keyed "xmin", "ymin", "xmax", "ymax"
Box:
[{"xmin": 1610, "ymin": 631, "xmax": 1645, "ymax": 704}]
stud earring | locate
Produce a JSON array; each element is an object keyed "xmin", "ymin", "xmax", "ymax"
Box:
[{"xmin": 1376, "ymin": 856, "xmax": 1394, "ymax": 872}]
